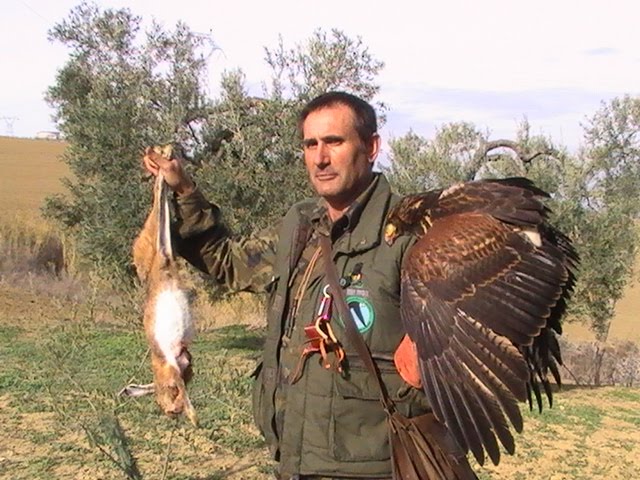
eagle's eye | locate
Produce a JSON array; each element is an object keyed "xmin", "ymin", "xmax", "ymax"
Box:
[{"xmin": 384, "ymin": 223, "xmax": 398, "ymax": 245}]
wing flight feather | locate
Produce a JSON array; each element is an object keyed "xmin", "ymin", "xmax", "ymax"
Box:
[{"xmin": 399, "ymin": 184, "xmax": 575, "ymax": 466}]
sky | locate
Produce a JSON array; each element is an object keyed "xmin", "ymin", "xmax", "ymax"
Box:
[{"xmin": 1, "ymin": 0, "xmax": 639, "ymax": 154}]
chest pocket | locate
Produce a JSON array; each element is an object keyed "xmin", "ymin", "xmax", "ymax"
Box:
[{"xmin": 343, "ymin": 253, "xmax": 403, "ymax": 354}]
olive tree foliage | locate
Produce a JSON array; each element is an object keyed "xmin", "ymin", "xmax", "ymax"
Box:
[
  {"xmin": 44, "ymin": 2, "xmax": 213, "ymax": 282},
  {"xmin": 384, "ymin": 122, "xmax": 489, "ymax": 193},
  {"xmin": 384, "ymin": 119, "xmax": 568, "ymax": 193},
  {"xmin": 193, "ymin": 28, "xmax": 386, "ymax": 234},
  {"xmin": 45, "ymin": 3, "xmax": 386, "ymax": 280},
  {"xmin": 385, "ymin": 98, "xmax": 640, "ymax": 341},
  {"xmin": 265, "ymin": 29, "xmax": 386, "ymax": 113},
  {"xmin": 193, "ymin": 70, "xmax": 307, "ymax": 235},
  {"xmin": 583, "ymin": 95, "xmax": 640, "ymax": 217},
  {"xmin": 568, "ymin": 95, "xmax": 640, "ymax": 341}
]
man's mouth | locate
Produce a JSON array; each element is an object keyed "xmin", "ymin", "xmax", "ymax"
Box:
[{"xmin": 315, "ymin": 172, "xmax": 338, "ymax": 181}]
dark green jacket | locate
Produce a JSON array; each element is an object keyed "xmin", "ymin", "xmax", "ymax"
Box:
[{"xmin": 174, "ymin": 174, "xmax": 430, "ymax": 478}]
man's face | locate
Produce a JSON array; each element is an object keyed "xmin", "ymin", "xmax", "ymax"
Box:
[{"xmin": 302, "ymin": 103, "xmax": 379, "ymax": 209}]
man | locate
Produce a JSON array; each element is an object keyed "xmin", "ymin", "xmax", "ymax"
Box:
[{"xmin": 143, "ymin": 92, "xmax": 430, "ymax": 479}]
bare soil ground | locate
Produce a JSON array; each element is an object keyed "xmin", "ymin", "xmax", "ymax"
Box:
[{"xmin": 0, "ymin": 393, "xmax": 272, "ymax": 480}]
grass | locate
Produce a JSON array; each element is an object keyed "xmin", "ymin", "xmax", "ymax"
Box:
[
  {"xmin": 604, "ymin": 388, "xmax": 640, "ymax": 403},
  {"xmin": 3, "ymin": 292, "xmax": 640, "ymax": 479},
  {"xmin": 0, "ymin": 303, "xmax": 273, "ymax": 479}
]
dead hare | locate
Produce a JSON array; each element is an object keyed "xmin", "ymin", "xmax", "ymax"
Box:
[{"xmin": 120, "ymin": 145, "xmax": 197, "ymax": 426}]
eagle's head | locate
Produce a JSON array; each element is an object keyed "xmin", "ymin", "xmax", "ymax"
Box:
[{"xmin": 384, "ymin": 191, "xmax": 440, "ymax": 245}]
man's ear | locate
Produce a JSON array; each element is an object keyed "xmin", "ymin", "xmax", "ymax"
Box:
[{"xmin": 368, "ymin": 133, "xmax": 381, "ymax": 163}]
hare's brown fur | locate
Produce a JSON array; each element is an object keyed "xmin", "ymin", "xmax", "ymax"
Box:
[{"xmin": 132, "ymin": 159, "xmax": 196, "ymax": 425}]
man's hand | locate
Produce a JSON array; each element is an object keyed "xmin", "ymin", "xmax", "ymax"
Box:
[{"xmin": 142, "ymin": 146, "xmax": 195, "ymax": 197}]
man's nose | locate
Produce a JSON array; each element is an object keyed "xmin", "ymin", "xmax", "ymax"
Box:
[{"xmin": 314, "ymin": 142, "xmax": 330, "ymax": 166}]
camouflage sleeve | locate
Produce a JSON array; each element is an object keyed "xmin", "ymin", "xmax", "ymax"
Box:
[{"xmin": 172, "ymin": 188, "xmax": 278, "ymax": 293}]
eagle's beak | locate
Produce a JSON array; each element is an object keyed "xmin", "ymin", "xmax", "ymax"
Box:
[{"xmin": 384, "ymin": 223, "xmax": 397, "ymax": 245}]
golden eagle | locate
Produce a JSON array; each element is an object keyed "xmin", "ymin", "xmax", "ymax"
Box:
[{"xmin": 385, "ymin": 177, "xmax": 578, "ymax": 468}]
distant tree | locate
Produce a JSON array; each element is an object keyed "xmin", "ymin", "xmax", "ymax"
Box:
[
  {"xmin": 384, "ymin": 122, "xmax": 488, "ymax": 193},
  {"xmin": 582, "ymin": 95, "xmax": 640, "ymax": 218},
  {"xmin": 44, "ymin": 2, "xmax": 213, "ymax": 282},
  {"xmin": 569, "ymin": 96, "xmax": 640, "ymax": 346},
  {"xmin": 265, "ymin": 28, "xmax": 386, "ymax": 113},
  {"xmin": 385, "ymin": 119, "xmax": 567, "ymax": 193}
]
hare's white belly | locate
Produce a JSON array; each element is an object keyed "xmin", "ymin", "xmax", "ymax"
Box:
[{"xmin": 153, "ymin": 287, "xmax": 194, "ymax": 369}]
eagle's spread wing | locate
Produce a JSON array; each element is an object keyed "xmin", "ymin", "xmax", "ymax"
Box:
[{"xmin": 395, "ymin": 178, "xmax": 577, "ymax": 467}]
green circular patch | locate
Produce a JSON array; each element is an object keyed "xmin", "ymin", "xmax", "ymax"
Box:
[{"xmin": 342, "ymin": 295, "xmax": 375, "ymax": 333}]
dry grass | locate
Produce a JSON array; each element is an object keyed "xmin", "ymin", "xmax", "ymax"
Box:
[
  {"xmin": 564, "ymin": 260, "xmax": 640, "ymax": 344},
  {"xmin": 0, "ymin": 217, "xmax": 68, "ymax": 273},
  {"xmin": 0, "ymin": 137, "xmax": 76, "ymax": 292},
  {"xmin": 194, "ymin": 291, "xmax": 264, "ymax": 331}
]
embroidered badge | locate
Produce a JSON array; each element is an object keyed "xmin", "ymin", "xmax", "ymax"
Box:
[
  {"xmin": 344, "ymin": 294, "xmax": 375, "ymax": 333},
  {"xmin": 338, "ymin": 263, "xmax": 375, "ymax": 332},
  {"xmin": 321, "ymin": 279, "xmax": 376, "ymax": 334}
]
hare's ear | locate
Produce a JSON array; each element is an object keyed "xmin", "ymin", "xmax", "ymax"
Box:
[{"xmin": 118, "ymin": 383, "xmax": 155, "ymax": 397}]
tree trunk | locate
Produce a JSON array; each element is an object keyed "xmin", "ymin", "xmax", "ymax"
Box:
[
  {"xmin": 593, "ymin": 344, "xmax": 605, "ymax": 387},
  {"xmin": 593, "ymin": 317, "xmax": 613, "ymax": 386}
]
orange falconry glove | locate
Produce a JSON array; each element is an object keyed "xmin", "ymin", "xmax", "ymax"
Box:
[{"xmin": 393, "ymin": 334, "xmax": 422, "ymax": 389}]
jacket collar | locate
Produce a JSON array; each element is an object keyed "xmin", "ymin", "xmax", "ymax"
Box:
[{"xmin": 310, "ymin": 173, "xmax": 393, "ymax": 255}]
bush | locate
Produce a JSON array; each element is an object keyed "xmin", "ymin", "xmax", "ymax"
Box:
[{"xmin": 560, "ymin": 338, "xmax": 640, "ymax": 387}]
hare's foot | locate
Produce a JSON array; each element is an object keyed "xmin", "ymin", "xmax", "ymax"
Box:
[{"xmin": 118, "ymin": 382, "xmax": 155, "ymax": 397}]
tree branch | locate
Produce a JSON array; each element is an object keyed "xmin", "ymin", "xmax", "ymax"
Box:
[
  {"xmin": 475, "ymin": 139, "xmax": 558, "ymax": 164},
  {"xmin": 466, "ymin": 139, "xmax": 560, "ymax": 181}
]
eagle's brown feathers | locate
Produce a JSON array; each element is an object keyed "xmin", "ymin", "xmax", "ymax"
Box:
[{"xmin": 386, "ymin": 177, "xmax": 578, "ymax": 467}]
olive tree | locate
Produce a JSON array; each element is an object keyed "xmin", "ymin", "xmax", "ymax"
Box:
[
  {"xmin": 44, "ymin": 2, "xmax": 212, "ymax": 281},
  {"xmin": 46, "ymin": 3, "xmax": 386, "ymax": 281}
]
